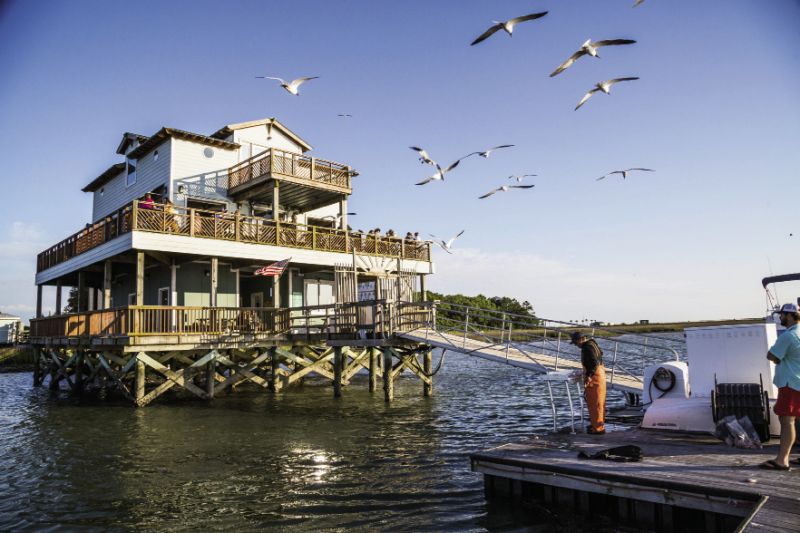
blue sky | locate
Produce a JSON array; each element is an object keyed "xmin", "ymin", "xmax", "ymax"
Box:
[{"xmin": 1, "ymin": 0, "xmax": 798, "ymax": 322}]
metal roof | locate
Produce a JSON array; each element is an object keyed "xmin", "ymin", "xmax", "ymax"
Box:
[
  {"xmin": 211, "ymin": 117, "xmax": 313, "ymax": 152},
  {"xmin": 81, "ymin": 162, "xmax": 126, "ymax": 193}
]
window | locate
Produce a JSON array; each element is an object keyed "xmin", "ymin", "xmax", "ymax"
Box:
[
  {"xmin": 153, "ymin": 150, "xmax": 159, "ymax": 162},
  {"xmin": 126, "ymin": 159, "xmax": 137, "ymax": 187}
]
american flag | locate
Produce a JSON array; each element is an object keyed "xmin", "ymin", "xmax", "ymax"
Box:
[{"xmin": 254, "ymin": 257, "xmax": 291, "ymax": 277}]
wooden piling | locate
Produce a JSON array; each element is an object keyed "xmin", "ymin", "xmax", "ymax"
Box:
[
  {"xmin": 135, "ymin": 359, "xmax": 146, "ymax": 406},
  {"xmin": 206, "ymin": 354, "xmax": 216, "ymax": 400},
  {"xmin": 333, "ymin": 346, "xmax": 343, "ymax": 398},
  {"xmin": 32, "ymin": 347, "xmax": 42, "ymax": 386},
  {"xmin": 382, "ymin": 348, "xmax": 393, "ymax": 402},
  {"xmin": 368, "ymin": 347, "xmax": 378, "ymax": 392},
  {"xmin": 268, "ymin": 347, "xmax": 278, "ymax": 392},
  {"xmin": 423, "ymin": 349, "xmax": 433, "ymax": 397}
]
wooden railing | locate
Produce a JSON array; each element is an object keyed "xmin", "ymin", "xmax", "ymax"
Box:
[
  {"xmin": 133, "ymin": 202, "xmax": 431, "ymax": 260},
  {"xmin": 37, "ymin": 205, "xmax": 134, "ymax": 272},
  {"xmin": 37, "ymin": 201, "xmax": 431, "ymax": 273},
  {"xmin": 228, "ymin": 148, "xmax": 352, "ymax": 192},
  {"xmin": 29, "ymin": 301, "xmax": 432, "ymax": 342}
]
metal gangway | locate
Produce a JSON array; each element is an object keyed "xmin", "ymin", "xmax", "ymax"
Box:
[{"xmin": 398, "ymin": 301, "xmax": 684, "ymax": 405}]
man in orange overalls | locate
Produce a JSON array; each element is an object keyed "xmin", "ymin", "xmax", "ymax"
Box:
[{"xmin": 571, "ymin": 332, "xmax": 606, "ymax": 435}]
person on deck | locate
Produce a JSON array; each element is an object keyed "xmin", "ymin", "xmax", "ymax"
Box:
[
  {"xmin": 140, "ymin": 193, "xmax": 155, "ymax": 210},
  {"xmin": 571, "ymin": 331, "xmax": 606, "ymax": 435},
  {"xmin": 760, "ymin": 303, "xmax": 800, "ymax": 471}
]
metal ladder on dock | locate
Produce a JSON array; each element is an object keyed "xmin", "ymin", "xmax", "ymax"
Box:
[{"xmin": 397, "ymin": 301, "xmax": 684, "ymax": 402}]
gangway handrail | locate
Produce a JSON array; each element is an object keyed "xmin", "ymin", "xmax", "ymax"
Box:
[{"xmin": 431, "ymin": 301, "xmax": 683, "ymax": 361}]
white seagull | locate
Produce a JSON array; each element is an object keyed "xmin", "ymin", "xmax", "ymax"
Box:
[
  {"xmin": 550, "ymin": 39, "xmax": 637, "ymax": 77},
  {"xmin": 322, "ymin": 212, "xmax": 357, "ymax": 226},
  {"xmin": 415, "ymin": 160, "xmax": 461, "ymax": 186},
  {"xmin": 575, "ymin": 77, "xmax": 639, "ymax": 110},
  {"xmin": 633, "ymin": 0, "xmax": 646, "ymax": 7},
  {"xmin": 508, "ymin": 174, "xmax": 537, "ymax": 182},
  {"xmin": 596, "ymin": 168, "xmax": 655, "ymax": 181},
  {"xmin": 410, "ymin": 146, "xmax": 436, "ymax": 166},
  {"xmin": 470, "ymin": 12, "xmax": 548, "ymax": 46},
  {"xmin": 479, "ymin": 184, "xmax": 535, "ymax": 199},
  {"xmin": 463, "ymin": 145, "xmax": 515, "ymax": 158},
  {"xmin": 337, "ymin": 114, "xmax": 353, "ymax": 118},
  {"xmin": 256, "ymin": 76, "xmax": 319, "ymax": 95},
  {"xmin": 429, "ymin": 230, "xmax": 465, "ymax": 254}
]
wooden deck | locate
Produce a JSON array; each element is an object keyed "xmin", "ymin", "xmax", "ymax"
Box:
[
  {"xmin": 471, "ymin": 428, "xmax": 800, "ymax": 532},
  {"xmin": 399, "ymin": 328, "xmax": 644, "ymax": 394}
]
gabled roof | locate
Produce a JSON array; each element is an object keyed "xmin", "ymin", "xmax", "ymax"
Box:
[
  {"xmin": 82, "ymin": 162, "xmax": 126, "ymax": 192},
  {"xmin": 211, "ymin": 117, "xmax": 313, "ymax": 152},
  {"xmin": 126, "ymin": 127, "xmax": 240, "ymax": 159},
  {"xmin": 116, "ymin": 132, "xmax": 150, "ymax": 155}
]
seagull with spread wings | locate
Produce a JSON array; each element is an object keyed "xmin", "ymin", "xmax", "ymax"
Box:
[
  {"xmin": 575, "ymin": 77, "xmax": 639, "ymax": 110},
  {"xmin": 410, "ymin": 146, "xmax": 436, "ymax": 166},
  {"xmin": 256, "ymin": 76, "xmax": 318, "ymax": 95},
  {"xmin": 321, "ymin": 212, "xmax": 357, "ymax": 227},
  {"xmin": 463, "ymin": 145, "xmax": 515, "ymax": 159},
  {"xmin": 429, "ymin": 230, "xmax": 465, "ymax": 254},
  {"xmin": 550, "ymin": 38, "xmax": 637, "ymax": 77},
  {"xmin": 633, "ymin": 0, "xmax": 646, "ymax": 7},
  {"xmin": 415, "ymin": 160, "xmax": 462, "ymax": 186},
  {"xmin": 479, "ymin": 184, "xmax": 535, "ymax": 199},
  {"xmin": 470, "ymin": 12, "xmax": 548, "ymax": 46},
  {"xmin": 596, "ymin": 168, "xmax": 655, "ymax": 181}
]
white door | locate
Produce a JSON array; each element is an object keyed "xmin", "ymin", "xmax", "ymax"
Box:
[{"xmin": 305, "ymin": 280, "xmax": 336, "ymax": 315}]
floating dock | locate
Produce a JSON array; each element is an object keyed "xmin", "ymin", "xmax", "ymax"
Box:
[{"xmin": 471, "ymin": 428, "xmax": 800, "ymax": 532}]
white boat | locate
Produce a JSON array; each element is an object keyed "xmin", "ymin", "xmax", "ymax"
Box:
[{"xmin": 641, "ymin": 273, "xmax": 800, "ymax": 438}]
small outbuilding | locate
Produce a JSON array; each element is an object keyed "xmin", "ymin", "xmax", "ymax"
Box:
[{"xmin": 0, "ymin": 312, "xmax": 22, "ymax": 345}]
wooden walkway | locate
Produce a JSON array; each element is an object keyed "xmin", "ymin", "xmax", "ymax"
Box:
[
  {"xmin": 471, "ymin": 428, "xmax": 800, "ymax": 532},
  {"xmin": 399, "ymin": 328, "xmax": 644, "ymax": 394}
]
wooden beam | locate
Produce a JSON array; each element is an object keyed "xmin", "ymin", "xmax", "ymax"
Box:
[
  {"xmin": 136, "ymin": 252, "xmax": 145, "ymax": 305},
  {"xmin": 136, "ymin": 358, "xmax": 146, "ymax": 405},
  {"xmin": 369, "ymin": 347, "xmax": 378, "ymax": 392},
  {"xmin": 36, "ymin": 284, "xmax": 43, "ymax": 318},
  {"xmin": 103, "ymin": 260, "xmax": 112, "ymax": 309},
  {"xmin": 55, "ymin": 280, "xmax": 62, "ymax": 315},
  {"xmin": 145, "ymin": 250, "xmax": 171, "ymax": 266},
  {"xmin": 210, "ymin": 257, "xmax": 218, "ymax": 307},
  {"xmin": 77, "ymin": 271, "xmax": 86, "ymax": 312}
]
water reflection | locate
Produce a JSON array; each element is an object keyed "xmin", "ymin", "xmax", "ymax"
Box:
[{"xmin": 0, "ymin": 337, "xmax": 683, "ymax": 531}]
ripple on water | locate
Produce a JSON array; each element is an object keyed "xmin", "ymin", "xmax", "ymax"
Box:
[{"xmin": 0, "ymin": 341, "xmax": 682, "ymax": 531}]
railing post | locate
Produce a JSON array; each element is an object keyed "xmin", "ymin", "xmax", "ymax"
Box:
[
  {"xmin": 235, "ymin": 212, "xmax": 241, "ymax": 241},
  {"xmin": 132, "ymin": 201, "xmax": 138, "ymax": 229},
  {"xmin": 189, "ymin": 208, "xmax": 195, "ymax": 237},
  {"xmin": 555, "ymin": 331, "xmax": 561, "ymax": 370},
  {"xmin": 276, "ymin": 218, "xmax": 281, "ymax": 246},
  {"xmin": 310, "ymin": 157, "xmax": 315, "ymax": 181},
  {"xmin": 312, "ymin": 226, "xmax": 316, "ymax": 249},
  {"xmin": 463, "ymin": 308, "xmax": 470, "ymax": 348},
  {"xmin": 506, "ymin": 321, "xmax": 512, "ymax": 361}
]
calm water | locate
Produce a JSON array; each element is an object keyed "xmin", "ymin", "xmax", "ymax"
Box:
[{"xmin": 0, "ymin": 339, "xmax": 684, "ymax": 532}]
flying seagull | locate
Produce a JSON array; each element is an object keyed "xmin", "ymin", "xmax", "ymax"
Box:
[
  {"xmin": 575, "ymin": 77, "xmax": 639, "ymax": 110},
  {"xmin": 596, "ymin": 168, "xmax": 655, "ymax": 181},
  {"xmin": 463, "ymin": 145, "xmax": 515, "ymax": 158},
  {"xmin": 550, "ymin": 39, "xmax": 637, "ymax": 77},
  {"xmin": 337, "ymin": 114, "xmax": 353, "ymax": 118},
  {"xmin": 322, "ymin": 212, "xmax": 357, "ymax": 226},
  {"xmin": 633, "ymin": 0, "xmax": 646, "ymax": 7},
  {"xmin": 256, "ymin": 76, "xmax": 318, "ymax": 95},
  {"xmin": 415, "ymin": 160, "xmax": 461, "ymax": 186},
  {"xmin": 508, "ymin": 174, "xmax": 537, "ymax": 182},
  {"xmin": 479, "ymin": 184, "xmax": 535, "ymax": 199},
  {"xmin": 410, "ymin": 146, "xmax": 436, "ymax": 166},
  {"xmin": 471, "ymin": 12, "xmax": 548, "ymax": 46},
  {"xmin": 429, "ymin": 230, "xmax": 465, "ymax": 254}
]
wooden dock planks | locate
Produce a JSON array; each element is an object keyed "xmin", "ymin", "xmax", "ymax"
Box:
[
  {"xmin": 470, "ymin": 428, "xmax": 800, "ymax": 531},
  {"xmin": 399, "ymin": 328, "xmax": 644, "ymax": 394}
]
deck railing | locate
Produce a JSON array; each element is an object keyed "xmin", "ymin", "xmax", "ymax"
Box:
[
  {"xmin": 36, "ymin": 202, "xmax": 431, "ymax": 272},
  {"xmin": 29, "ymin": 301, "xmax": 432, "ymax": 341},
  {"xmin": 36, "ymin": 204, "xmax": 134, "ymax": 272},
  {"xmin": 228, "ymin": 148, "xmax": 352, "ymax": 192}
]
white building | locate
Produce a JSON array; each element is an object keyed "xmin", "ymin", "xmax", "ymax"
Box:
[{"xmin": 0, "ymin": 312, "xmax": 22, "ymax": 344}]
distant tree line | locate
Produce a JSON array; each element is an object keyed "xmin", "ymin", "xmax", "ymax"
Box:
[{"xmin": 425, "ymin": 291, "xmax": 539, "ymax": 329}]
